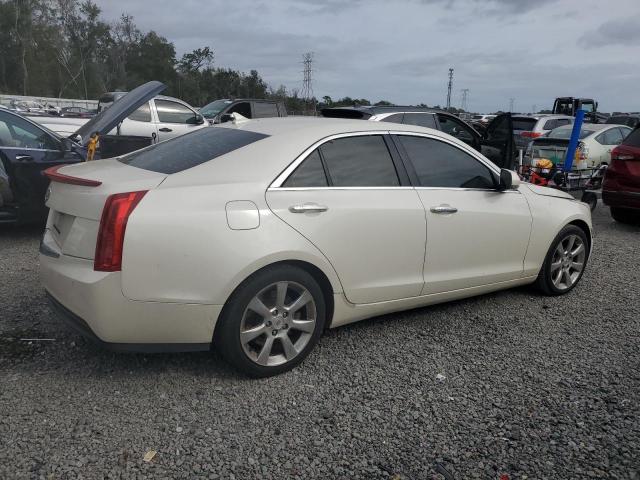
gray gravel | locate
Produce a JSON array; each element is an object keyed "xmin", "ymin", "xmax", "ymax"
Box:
[{"xmin": 1, "ymin": 206, "xmax": 639, "ymax": 479}]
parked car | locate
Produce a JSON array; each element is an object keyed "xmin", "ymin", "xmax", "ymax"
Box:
[
  {"xmin": 60, "ymin": 106, "xmax": 95, "ymax": 118},
  {"xmin": 0, "ymin": 81, "xmax": 171, "ymax": 223},
  {"xmin": 602, "ymin": 125, "xmax": 640, "ymax": 224},
  {"xmin": 511, "ymin": 114, "xmax": 574, "ymax": 151},
  {"xmin": 525, "ymin": 124, "xmax": 632, "ymax": 169},
  {"xmin": 33, "ymin": 89, "xmax": 206, "ymax": 143},
  {"xmin": 321, "ymin": 106, "xmax": 516, "ymax": 169},
  {"xmin": 41, "ymin": 117, "xmax": 591, "ymax": 377},
  {"xmin": 199, "ymin": 99, "xmax": 287, "ymax": 124},
  {"xmin": 605, "ymin": 114, "xmax": 640, "ymax": 129}
]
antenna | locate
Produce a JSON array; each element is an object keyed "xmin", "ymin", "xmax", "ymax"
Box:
[
  {"xmin": 446, "ymin": 68, "xmax": 454, "ymax": 110},
  {"xmin": 301, "ymin": 52, "xmax": 315, "ymax": 115},
  {"xmin": 460, "ymin": 88, "xmax": 469, "ymax": 111}
]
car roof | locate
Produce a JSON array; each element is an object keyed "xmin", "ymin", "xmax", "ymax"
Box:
[{"xmin": 324, "ymin": 105, "xmax": 442, "ymax": 115}]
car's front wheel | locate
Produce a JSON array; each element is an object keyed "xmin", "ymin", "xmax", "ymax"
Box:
[
  {"xmin": 535, "ymin": 225, "xmax": 589, "ymax": 295},
  {"xmin": 215, "ymin": 265, "xmax": 326, "ymax": 377}
]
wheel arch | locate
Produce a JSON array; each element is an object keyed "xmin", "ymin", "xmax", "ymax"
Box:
[
  {"xmin": 213, "ymin": 259, "xmax": 337, "ymax": 343},
  {"xmin": 567, "ymin": 219, "xmax": 592, "ymax": 256}
]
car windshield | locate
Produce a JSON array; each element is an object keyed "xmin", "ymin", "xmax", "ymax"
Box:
[
  {"xmin": 548, "ymin": 128, "xmax": 595, "ymax": 140},
  {"xmin": 200, "ymin": 99, "xmax": 233, "ymax": 119},
  {"xmin": 118, "ymin": 126, "xmax": 269, "ymax": 174}
]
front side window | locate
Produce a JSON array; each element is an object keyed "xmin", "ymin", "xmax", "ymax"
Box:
[
  {"xmin": 436, "ymin": 114, "xmax": 474, "ymax": 142},
  {"xmin": 403, "ymin": 113, "xmax": 436, "ymax": 129},
  {"xmin": 320, "ymin": 135, "xmax": 399, "ymax": 187},
  {"xmin": 228, "ymin": 102, "xmax": 252, "ymax": 118},
  {"xmin": 0, "ymin": 112, "xmax": 58, "ymax": 149},
  {"xmin": 155, "ymin": 99, "xmax": 197, "ymax": 124},
  {"xmin": 398, "ymin": 135, "xmax": 495, "ymax": 189}
]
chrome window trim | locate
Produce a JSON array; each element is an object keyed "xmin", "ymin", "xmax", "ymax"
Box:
[
  {"xmin": 270, "ymin": 130, "xmax": 397, "ymax": 188},
  {"xmin": 268, "ymin": 186, "xmax": 415, "ymax": 191},
  {"xmin": 0, "ymin": 146, "xmax": 61, "ymax": 153}
]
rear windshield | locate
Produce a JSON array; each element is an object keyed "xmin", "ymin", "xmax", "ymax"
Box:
[
  {"xmin": 623, "ymin": 127, "xmax": 640, "ymax": 147},
  {"xmin": 548, "ymin": 128, "xmax": 595, "ymax": 140},
  {"xmin": 512, "ymin": 118, "xmax": 537, "ymax": 131},
  {"xmin": 118, "ymin": 127, "xmax": 269, "ymax": 174}
]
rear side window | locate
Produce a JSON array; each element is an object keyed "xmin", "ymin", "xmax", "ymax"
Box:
[
  {"xmin": 596, "ymin": 128, "xmax": 624, "ymax": 146},
  {"xmin": 398, "ymin": 135, "xmax": 495, "ymax": 189},
  {"xmin": 404, "ymin": 113, "xmax": 437, "ymax": 128},
  {"xmin": 283, "ymin": 150, "xmax": 328, "ymax": 187},
  {"xmin": 381, "ymin": 113, "xmax": 404, "ymax": 123},
  {"xmin": 512, "ymin": 118, "xmax": 537, "ymax": 131},
  {"xmin": 320, "ymin": 136, "xmax": 399, "ymax": 187},
  {"xmin": 253, "ymin": 102, "xmax": 279, "ymax": 118},
  {"xmin": 119, "ymin": 127, "xmax": 269, "ymax": 174},
  {"xmin": 623, "ymin": 127, "xmax": 640, "ymax": 147},
  {"xmin": 128, "ymin": 102, "xmax": 151, "ymax": 122}
]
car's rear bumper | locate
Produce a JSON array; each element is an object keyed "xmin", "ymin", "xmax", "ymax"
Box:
[
  {"xmin": 602, "ymin": 189, "xmax": 640, "ymax": 210},
  {"xmin": 40, "ymin": 229, "xmax": 222, "ymax": 350}
]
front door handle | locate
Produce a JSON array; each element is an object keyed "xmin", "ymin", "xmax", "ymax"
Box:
[
  {"xmin": 159, "ymin": 127, "xmax": 173, "ymax": 132},
  {"xmin": 430, "ymin": 204, "xmax": 458, "ymax": 214},
  {"xmin": 15, "ymin": 154, "xmax": 33, "ymax": 161},
  {"xmin": 289, "ymin": 203, "xmax": 328, "ymax": 213}
]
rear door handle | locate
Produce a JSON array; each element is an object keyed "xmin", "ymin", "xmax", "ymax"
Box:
[
  {"xmin": 159, "ymin": 127, "xmax": 172, "ymax": 132},
  {"xmin": 289, "ymin": 203, "xmax": 328, "ymax": 213},
  {"xmin": 15, "ymin": 154, "xmax": 33, "ymax": 161},
  {"xmin": 430, "ymin": 205, "xmax": 458, "ymax": 214}
]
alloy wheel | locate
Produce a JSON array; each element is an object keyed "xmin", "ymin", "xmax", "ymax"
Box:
[
  {"xmin": 550, "ymin": 234, "xmax": 586, "ymax": 291},
  {"xmin": 240, "ymin": 281, "xmax": 317, "ymax": 366}
]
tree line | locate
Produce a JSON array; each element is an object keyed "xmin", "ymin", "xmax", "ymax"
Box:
[{"xmin": 0, "ymin": 0, "xmax": 454, "ymax": 114}]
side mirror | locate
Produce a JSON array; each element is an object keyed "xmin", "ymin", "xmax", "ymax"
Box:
[
  {"xmin": 194, "ymin": 114, "xmax": 205, "ymax": 125},
  {"xmin": 498, "ymin": 168, "xmax": 520, "ymax": 190},
  {"xmin": 219, "ymin": 113, "xmax": 233, "ymax": 123}
]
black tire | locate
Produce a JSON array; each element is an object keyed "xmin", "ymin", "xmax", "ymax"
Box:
[
  {"xmin": 535, "ymin": 225, "xmax": 589, "ymax": 296},
  {"xmin": 215, "ymin": 265, "xmax": 326, "ymax": 378},
  {"xmin": 611, "ymin": 207, "xmax": 640, "ymax": 225},
  {"xmin": 581, "ymin": 192, "xmax": 598, "ymax": 212}
]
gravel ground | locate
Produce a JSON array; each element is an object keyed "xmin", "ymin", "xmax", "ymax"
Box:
[{"xmin": 0, "ymin": 206, "xmax": 639, "ymax": 480}]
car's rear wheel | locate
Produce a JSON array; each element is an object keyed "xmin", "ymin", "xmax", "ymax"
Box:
[
  {"xmin": 535, "ymin": 225, "xmax": 588, "ymax": 296},
  {"xmin": 611, "ymin": 207, "xmax": 640, "ymax": 225},
  {"xmin": 215, "ymin": 265, "xmax": 326, "ymax": 377}
]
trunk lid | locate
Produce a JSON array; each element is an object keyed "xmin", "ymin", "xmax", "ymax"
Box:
[
  {"xmin": 45, "ymin": 160, "xmax": 166, "ymax": 259},
  {"xmin": 73, "ymin": 81, "xmax": 165, "ymax": 146}
]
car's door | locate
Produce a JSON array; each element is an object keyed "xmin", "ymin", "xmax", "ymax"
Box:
[
  {"xmin": 479, "ymin": 113, "xmax": 515, "ymax": 169},
  {"xmin": 392, "ymin": 133, "xmax": 532, "ymax": 294},
  {"xmin": 154, "ymin": 99, "xmax": 204, "ymax": 141},
  {"xmin": 112, "ymin": 101, "xmax": 159, "ymax": 140},
  {"xmin": 266, "ymin": 133, "xmax": 427, "ymax": 304},
  {"xmin": 0, "ymin": 111, "xmax": 81, "ymax": 218},
  {"xmin": 435, "ymin": 113, "xmax": 480, "ymax": 150}
]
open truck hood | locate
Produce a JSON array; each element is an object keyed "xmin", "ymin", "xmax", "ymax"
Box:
[{"xmin": 73, "ymin": 81, "xmax": 166, "ymax": 146}]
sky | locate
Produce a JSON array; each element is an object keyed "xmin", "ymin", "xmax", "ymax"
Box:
[{"xmin": 94, "ymin": 0, "xmax": 640, "ymax": 113}]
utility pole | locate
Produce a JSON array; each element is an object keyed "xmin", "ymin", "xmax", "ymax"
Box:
[
  {"xmin": 532, "ymin": 104, "xmax": 537, "ymax": 114},
  {"xmin": 509, "ymin": 97, "xmax": 515, "ymax": 113},
  {"xmin": 301, "ymin": 52, "xmax": 315, "ymax": 116},
  {"xmin": 446, "ymin": 68, "xmax": 454, "ymax": 111},
  {"xmin": 460, "ymin": 88, "xmax": 469, "ymax": 112}
]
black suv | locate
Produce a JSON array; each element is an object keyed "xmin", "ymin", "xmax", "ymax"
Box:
[{"xmin": 199, "ymin": 99, "xmax": 287, "ymax": 124}]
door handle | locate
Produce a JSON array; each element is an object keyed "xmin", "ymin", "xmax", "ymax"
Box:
[
  {"xmin": 15, "ymin": 154, "xmax": 33, "ymax": 161},
  {"xmin": 430, "ymin": 205, "xmax": 458, "ymax": 214},
  {"xmin": 159, "ymin": 127, "xmax": 172, "ymax": 132},
  {"xmin": 289, "ymin": 203, "xmax": 328, "ymax": 213}
]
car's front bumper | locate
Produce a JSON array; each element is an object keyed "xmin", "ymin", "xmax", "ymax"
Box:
[{"xmin": 40, "ymin": 229, "xmax": 221, "ymax": 351}]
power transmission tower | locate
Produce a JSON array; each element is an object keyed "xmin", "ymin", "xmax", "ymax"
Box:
[
  {"xmin": 301, "ymin": 52, "xmax": 315, "ymax": 115},
  {"xmin": 446, "ymin": 68, "xmax": 454, "ymax": 110},
  {"xmin": 460, "ymin": 88, "xmax": 469, "ymax": 111},
  {"xmin": 509, "ymin": 97, "xmax": 515, "ymax": 113}
]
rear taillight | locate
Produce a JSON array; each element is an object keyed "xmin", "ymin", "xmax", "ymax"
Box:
[
  {"xmin": 520, "ymin": 131, "xmax": 542, "ymax": 138},
  {"xmin": 94, "ymin": 191, "xmax": 147, "ymax": 272},
  {"xmin": 44, "ymin": 165, "xmax": 102, "ymax": 187},
  {"xmin": 611, "ymin": 147, "xmax": 637, "ymax": 161}
]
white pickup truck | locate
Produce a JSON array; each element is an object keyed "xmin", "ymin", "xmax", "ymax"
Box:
[{"xmin": 29, "ymin": 92, "xmax": 207, "ymax": 143}]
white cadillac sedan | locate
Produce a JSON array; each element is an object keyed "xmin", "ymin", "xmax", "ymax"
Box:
[{"xmin": 41, "ymin": 117, "xmax": 592, "ymax": 377}]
